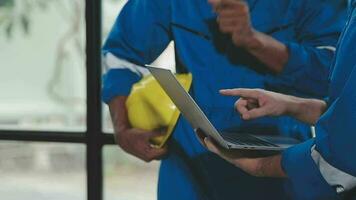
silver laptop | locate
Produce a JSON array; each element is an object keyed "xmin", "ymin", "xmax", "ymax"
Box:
[{"xmin": 147, "ymin": 65, "xmax": 300, "ymax": 151}]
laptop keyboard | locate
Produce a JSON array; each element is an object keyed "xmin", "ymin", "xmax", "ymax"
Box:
[{"xmin": 221, "ymin": 132, "xmax": 278, "ymax": 147}]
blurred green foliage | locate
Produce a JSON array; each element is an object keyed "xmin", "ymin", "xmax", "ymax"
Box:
[{"xmin": 0, "ymin": 0, "xmax": 54, "ymax": 38}]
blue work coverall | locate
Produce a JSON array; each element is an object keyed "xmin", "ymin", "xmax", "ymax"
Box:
[
  {"xmin": 282, "ymin": 2, "xmax": 356, "ymax": 199},
  {"xmin": 102, "ymin": 0, "xmax": 347, "ymax": 199}
]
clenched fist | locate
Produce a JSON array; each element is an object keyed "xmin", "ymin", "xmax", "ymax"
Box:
[{"xmin": 209, "ymin": 0, "xmax": 263, "ymax": 50}]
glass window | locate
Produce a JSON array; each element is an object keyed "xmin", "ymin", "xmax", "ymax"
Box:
[
  {"xmin": 0, "ymin": 0, "xmax": 86, "ymax": 132},
  {"xmin": 103, "ymin": 145, "xmax": 159, "ymax": 200},
  {"xmin": 0, "ymin": 141, "xmax": 86, "ymax": 200}
]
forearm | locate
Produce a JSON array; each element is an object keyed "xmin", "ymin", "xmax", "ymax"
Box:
[
  {"xmin": 285, "ymin": 96, "xmax": 327, "ymax": 125},
  {"xmin": 246, "ymin": 30, "xmax": 289, "ymax": 74},
  {"xmin": 258, "ymin": 154, "xmax": 287, "ymax": 178},
  {"xmin": 108, "ymin": 96, "xmax": 130, "ymax": 133}
]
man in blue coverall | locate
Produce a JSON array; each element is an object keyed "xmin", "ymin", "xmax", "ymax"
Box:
[
  {"xmin": 102, "ymin": 0, "xmax": 347, "ymax": 199},
  {"xmin": 205, "ymin": 2, "xmax": 356, "ymax": 199}
]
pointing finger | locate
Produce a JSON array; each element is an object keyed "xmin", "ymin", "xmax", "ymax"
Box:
[{"xmin": 220, "ymin": 88, "xmax": 261, "ymax": 99}]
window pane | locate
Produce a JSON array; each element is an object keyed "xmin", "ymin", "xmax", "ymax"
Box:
[
  {"xmin": 0, "ymin": 0, "xmax": 86, "ymax": 132},
  {"xmin": 104, "ymin": 145, "xmax": 159, "ymax": 200},
  {"xmin": 0, "ymin": 141, "xmax": 86, "ymax": 200}
]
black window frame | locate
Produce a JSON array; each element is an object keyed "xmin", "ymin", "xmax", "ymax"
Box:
[{"xmin": 0, "ymin": 1, "xmax": 112, "ymax": 200}]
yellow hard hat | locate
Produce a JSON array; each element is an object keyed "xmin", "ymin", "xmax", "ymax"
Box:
[{"xmin": 126, "ymin": 73, "xmax": 192, "ymax": 148}]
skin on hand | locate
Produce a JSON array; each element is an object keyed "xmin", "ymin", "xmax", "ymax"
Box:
[
  {"xmin": 220, "ymin": 88, "xmax": 327, "ymax": 125},
  {"xmin": 220, "ymin": 88, "xmax": 291, "ymax": 120},
  {"xmin": 194, "ymin": 128, "xmax": 286, "ymax": 178},
  {"xmin": 209, "ymin": 0, "xmax": 262, "ymax": 49},
  {"xmin": 204, "ymin": 137, "xmax": 287, "ymax": 178},
  {"xmin": 109, "ymin": 96, "xmax": 168, "ymax": 162},
  {"xmin": 208, "ymin": 0, "xmax": 289, "ymax": 73}
]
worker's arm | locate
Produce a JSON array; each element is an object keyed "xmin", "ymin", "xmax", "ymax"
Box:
[
  {"xmin": 238, "ymin": 31, "xmax": 288, "ymax": 74},
  {"xmin": 102, "ymin": 0, "xmax": 172, "ymax": 161},
  {"xmin": 102, "ymin": 0, "xmax": 172, "ymax": 102},
  {"xmin": 207, "ymin": 10, "xmax": 356, "ymax": 198},
  {"xmin": 281, "ymin": 64, "xmax": 356, "ymax": 199},
  {"xmin": 209, "ymin": 0, "xmax": 288, "ymax": 73},
  {"xmin": 109, "ymin": 96, "xmax": 167, "ymax": 162},
  {"xmin": 209, "ymin": 0, "xmax": 347, "ymax": 97},
  {"xmin": 220, "ymin": 89, "xmax": 327, "ymax": 125},
  {"xmin": 205, "ymin": 69, "xmax": 356, "ymax": 197}
]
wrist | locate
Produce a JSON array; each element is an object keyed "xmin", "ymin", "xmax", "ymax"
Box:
[
  {"xmin": 109, "ymin": 96, "xmax": 131, "ymax": 132},
  {"xmin": 244, "ymin": 30, "xmax": 265, "ymax": 51},
  {"xmin": 258, "ymin": 155, "xmax": 287, "ymax": 178},
  {"xmin": 285, "ymin": 96, "xmax": 305, "ymax": 118}
]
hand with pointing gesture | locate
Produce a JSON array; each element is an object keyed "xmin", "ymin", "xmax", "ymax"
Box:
[{"xmin": 220, "ymin": 89, "xmax": 293, "ymax": 120}]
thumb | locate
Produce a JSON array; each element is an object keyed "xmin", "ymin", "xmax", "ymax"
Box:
[
  {"xmin": 204, "ymin": 138, "xmax": 232, "ymax": 162},
  {"xmin": 204, "ymin": 137, "xmax": 220, "ymax": 154}
]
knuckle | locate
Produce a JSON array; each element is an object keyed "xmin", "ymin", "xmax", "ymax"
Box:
[{"xmin": 255, "ymin": 90, "xmax": 264, "ymax": 98}]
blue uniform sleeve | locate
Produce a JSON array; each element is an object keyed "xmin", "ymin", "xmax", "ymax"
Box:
[
  {"xmin": 266, "ymin": 0, "xmax": 347, "ymax": 98},
  {"xmin": 282, "ymin": 63, "xmax": 356, "ymax": 199},
  {"xmin": 282, "ymin": 140, "xmax": 339, "ymax": 200},
  {"xmin": 102, "ymin": 0, "xmax": 172, "ymax": 103}
]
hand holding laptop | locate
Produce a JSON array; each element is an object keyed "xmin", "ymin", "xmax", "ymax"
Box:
[
  {"xmin": 147, "ymin": 66, "xmax": 301, "ymax": 178},
  {"xmin": 202, "ymin": 87, "xmax": 326, "ymax": 178},
  {"xmin": 203, "ymin": 137, "xmax": 287, "ymax": 178},
  {"xmin": 194, "ymin": 128, "xmax": 286, "ymax": 178},
  {"xmin": 147, "ymin": 66, "xmax": 300, "ymax": 151}
]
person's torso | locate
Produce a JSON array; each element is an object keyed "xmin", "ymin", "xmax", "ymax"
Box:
[
  {"xmin": 170, "ymin": 0, "xmax": 310, "ymax": 138},
  {"xmin": 329, "ymin": 4, "xmax": 356, "ymax": 103},
  {"xmin": 315, "ymin": 5, "xmax": 356, "ymax": 199},
  {"xmin": 159, "ymin": 0, "xmax": 322, "ymax": 199}
]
